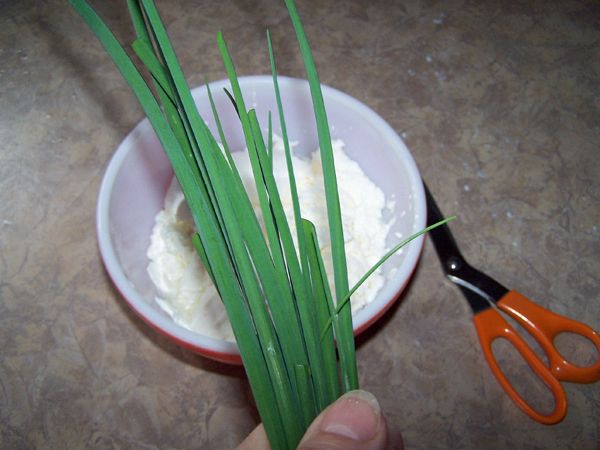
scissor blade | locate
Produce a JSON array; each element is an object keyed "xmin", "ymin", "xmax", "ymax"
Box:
[
  {"xmin": 424, "ymin": 182, "xmax": 467, "ymax": 269},
  {"xmin": 423, "ymin": 182, "xmax": 508, "ymax": 311}
]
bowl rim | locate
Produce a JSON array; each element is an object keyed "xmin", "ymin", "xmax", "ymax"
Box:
[{"xmin": 96, "ymin": 75, "xmax": 426, "ymax": 363}]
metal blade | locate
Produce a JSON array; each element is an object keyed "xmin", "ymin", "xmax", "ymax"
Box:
[
  {"xmin": 423, "ymin": 182, "xmax": 508, "ymax": 312},
  {"xmin": 424, "ymin": 182, "xmax": 468, "ymax": 272}
]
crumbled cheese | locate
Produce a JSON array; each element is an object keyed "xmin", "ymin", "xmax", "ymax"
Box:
[{"xmin": 147, "ymin": 136, "xmax": 394, "ymax": 342}]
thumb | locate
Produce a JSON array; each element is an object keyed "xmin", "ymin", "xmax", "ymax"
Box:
[{"xmin": 298, "ymin": 390, "xmax": 388, "ymax": 450}]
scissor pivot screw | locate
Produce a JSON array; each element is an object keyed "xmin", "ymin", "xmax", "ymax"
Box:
[{"xmin": 446, "ymin": 256, "xmax": 463, "ymax": 273}]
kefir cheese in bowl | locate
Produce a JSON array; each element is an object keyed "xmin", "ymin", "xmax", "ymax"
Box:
[
  {"xmin": 96, "ymin": 75, "xmax": 426, "ymax": 363},
  {"xmin": 147, "ymin": 135, "xmax": 396, "ymax": 342}
]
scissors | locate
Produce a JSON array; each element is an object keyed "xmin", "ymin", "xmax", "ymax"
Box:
[{"xmin": 424, "ymin": 182, "xmax": 600, "ymax": 424}]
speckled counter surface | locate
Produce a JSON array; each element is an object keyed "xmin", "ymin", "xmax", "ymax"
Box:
[{"xmin": 2, "ymin": 1, "xmax": 599, "ymax": 448}]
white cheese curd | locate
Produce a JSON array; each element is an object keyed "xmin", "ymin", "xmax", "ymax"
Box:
[{"xmin": 147, "ymin": 136, "xmax": 395, "ymax": 342}]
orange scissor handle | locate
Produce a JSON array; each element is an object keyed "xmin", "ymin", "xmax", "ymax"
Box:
[
  {"xmin": 473, "ymin": 308, "xmax": 568, "ymax": 425},
  {"xmin": 497, "ymin": 290, "xmax": 600, "ymax": 383}
]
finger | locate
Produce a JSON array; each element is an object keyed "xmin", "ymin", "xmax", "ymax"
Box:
[
  {"xmin": 298, "ymin": 389, "xmax": 388, "ymax": 450},
  {"xmin": 235, "ymin": 423, "xmax": 270, "ymax": 450}
]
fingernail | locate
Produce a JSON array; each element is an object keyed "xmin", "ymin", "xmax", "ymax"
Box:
[{"xmin": 320, "ymin": 390, "xmax": 381, "ymax": 441}]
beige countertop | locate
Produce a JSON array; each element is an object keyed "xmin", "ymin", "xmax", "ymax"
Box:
[{"xmin": 2, "ymin": 1, "xmax": 599, "ymax": 448}]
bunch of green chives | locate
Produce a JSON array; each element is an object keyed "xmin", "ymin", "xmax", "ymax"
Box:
[{"xmin": 71, "ymin": 1, "xmax": 452, "ymax": 448}]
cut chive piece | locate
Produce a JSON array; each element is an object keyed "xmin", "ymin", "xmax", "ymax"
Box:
[
  {"xmin": 284, "ymin": 0, "xmax": 358, "ymax": 392},
  {"xmin": 320, "ymin": 216, "xmax": 457, "ymax": 339},
  {"xmin": 303, "ymin": 219, "xmax": 342, "ymax": 406}
]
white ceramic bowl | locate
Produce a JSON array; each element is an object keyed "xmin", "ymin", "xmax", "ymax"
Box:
[{"xmin": 97, "ymin": 75, "xmax": 425, "ymax": 364}]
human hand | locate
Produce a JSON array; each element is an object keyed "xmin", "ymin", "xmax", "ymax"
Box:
[{"xmin": 237, "ymin": 389, "xmax": 390, "ymax": 450}]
